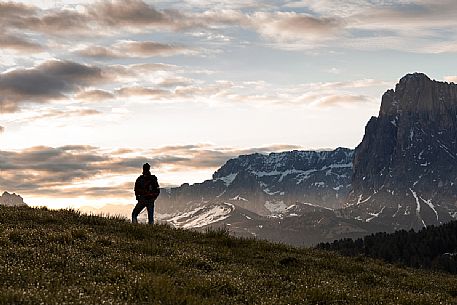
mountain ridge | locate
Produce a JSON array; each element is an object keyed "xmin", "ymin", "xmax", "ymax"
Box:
[{"xmin": 156, "ymin": 147, "xmax": 354, "ymax": 216}]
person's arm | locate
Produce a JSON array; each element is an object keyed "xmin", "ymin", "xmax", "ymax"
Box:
[
  {"xmin": 134, "ymin": 177, "xmax": 141, "ymax": 200},
  {"xmin": 152, "ymin": 176, "xmax": 160, "ymax": 197}
]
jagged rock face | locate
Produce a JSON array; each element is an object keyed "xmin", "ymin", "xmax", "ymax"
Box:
[
  {"xmin": 0, "ymin": 192, "xmax": 27, "ymax": 207},
  {"xmin": 347, "ymin": 73, "xmax": 457, "ymax": 229},
  {"xmin": 156, "ymin": 148, "xmax": 353, "ymax": 215}
]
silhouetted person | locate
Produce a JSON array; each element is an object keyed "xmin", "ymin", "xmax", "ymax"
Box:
[{"xmin": 132, "ymin": 163, "xmax": 160, "ymax": 224}]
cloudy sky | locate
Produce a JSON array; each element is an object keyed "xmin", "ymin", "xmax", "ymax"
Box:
[{"xmin": 1, "ymin": 0, "xmax": 457, "ymax": 209}]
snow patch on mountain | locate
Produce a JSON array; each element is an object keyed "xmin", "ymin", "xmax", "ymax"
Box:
[
  {"xmin": 299, "ymin": 202, "xmax": 333, "ymax": 211},
  {"xmin": 366, "ymin": 206, "xmax": 385, "ymax": 222},
  {"xmin": 263, "ymin": 188, "xmax": 280, "ymax": 195},
  {"xmin": 167, "ymin": 203, "xmax": 234, "ymax": 229},
  {"xmin": 264, "ymin": 200, "xmax": 288, "ymax": 214},
  {"xmin": 295, "ymin": 169, "xmax": 317, "ymax": 184},
  {"xmin": 410, "ymin": 188, "xmax": 426, "ymax": 228},
  {"xmin": 230, "ymin": 195, "xmax": 248, "ymax": 201},
  {"xmin": 218, "ymin": 173, "xmax": 238, "ymax": 186}
]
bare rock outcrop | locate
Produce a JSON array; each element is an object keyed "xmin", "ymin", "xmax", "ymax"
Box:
[
  {"xmin": 346, "ymin": 73, "xmax": 457, "ymax": 229},
  {"xmin": 0, "ymin": 192, "xmax": 27, "ymax": 207}
]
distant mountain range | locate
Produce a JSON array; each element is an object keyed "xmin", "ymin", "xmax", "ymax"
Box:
[
  {"xmin": 0, "ymin": 192, "xmax": 27, "ymax": 207},
  {"xmin": 157, "ymin": 148, "xmax": 353, "ymax": 216},
  {"xmin": 154, "ymin": 73, "xmax": 457, "ymax": 244},
  {"xmin": 7, "ymin": 73, "xmax": 457, "ymax": 246}
]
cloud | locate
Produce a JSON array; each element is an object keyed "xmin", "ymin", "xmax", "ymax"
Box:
[
  {"xmin": 299, "ymin": 79, "xmax": 390, "ymax": 91},
  {"xmin": 0, "ymin": 2, "xmax": 91, "ymax": 35},
  {"xmin": 175, "ymin": 81, "xmax": 234, "ymax": 98},
  {"xmin": 250, "ymin": 12, "xmax": 343, "ymax": 43},
  {"xmin": 105, "ymin": 63, "xmax": 178, "ymax": 79},
  {"xmin": 260, "ymin": 91, "xmax": 375, "ymax": 108},
  {"xmin": 0, "ymin": 1, "xmax": 342, "ymax": 52},
  {"xmin": 75, "ymin": 90, "xmax": 116, "ymax": 102},
  {"xmin": 34, "ymin": 9, "xmax": 91, "ymax": 34},
  {"xmin": 0, "ymin": 144, "xmax": 302, "ymax": 198},
  {"xmin": 48, "ymin": 183, "xmax": 133, "ymax": 199},
  {"xmin": 444, "ymin": 76, "xmax": 457, "ymax": 83},
  {"xmin": 2, "ymin": 0, "xmax": 457, "ymax": 54},
  {"xmin": 106, "ymin": 77, "xmax": 384, "ymax": 109},
  {"xmin": 0, "ymin": 60, "xmax": 107, "ymax": 113},
  {"xmin": 248, "ymin": 1, "xmax": 457, "ymax": 51},
  {"xmin": 20, "ymin": 109, "xmax": 101, "ymax": 122},
  {"xmin": 0, "ymin": 1, "xmax": 348, "ymax": 48},
  {"xmin": 311, "ymin": 94, "xmax": 372, "ymax": 108},
  {"xmin": 157, "ymin": 77, "xmax": 194, "ymax": 88},
  {"xmin": 113, "ymin": 80, "xmax": 233, "ymax": 101},
  {"xmin": 117, "ymin": 41, "xmax": 192, "ymax": 57},
  {"xmin": 115, "ymin": 87, "xmax": 171, "ymax": 99},
  {"xmin": 77, "ymin": 41, "xmax": 193, "ymax": 59},
  {"xmin": 0, "ymin": 2, "xmax": 35, "ymax": 21},
  {"xmin": 0, "ymin": 0, "xmax": 243, "ymax": 37},
  {"xmin": 278, "ymin": 79, "xmax": 384, "ymax": 108},
  {"xmin": 76, "ymin": 46, "xmax": 121, "ymax": 59},
  {"xmin": 0, "ymin": 126, "xmax": 4, "ymax": 134},
  {"xmin": 0, "ymin": 33, "xmax": 44, "ymax": 52},
  {"xmin": 87, "ymin": 0, "xmax": 176, "ymax": 28},
  {"xmin": 0, "ymin": 1, "xmax": 189, "ymax": 40},
  {"xmin": 167, "ymin": 0, "xmax": 271, "ymax": 10}
]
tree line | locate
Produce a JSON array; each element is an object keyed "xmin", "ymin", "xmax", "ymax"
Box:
[{"xmin": 317, "ymin": 221, "xmax": 457, "ymax": 274}]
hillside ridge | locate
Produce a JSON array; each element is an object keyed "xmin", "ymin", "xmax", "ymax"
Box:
[{"xmin": 0, "ymin": 205, "xmax": 456, "ymax": 304}]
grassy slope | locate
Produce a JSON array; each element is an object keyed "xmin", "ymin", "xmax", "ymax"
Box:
[{"xmin": 0, "ymin": 207, "xmax": 456, "ymax": 305}]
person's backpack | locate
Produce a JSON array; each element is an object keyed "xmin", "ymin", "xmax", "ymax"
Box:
[{"xmin": 135, "ymin": 175, "xmax": 160, "ymax": 200}]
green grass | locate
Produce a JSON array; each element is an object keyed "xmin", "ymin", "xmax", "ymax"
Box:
[{"xmin": 0, "ymin": 206, "xmax": 456, "ymax": 304}]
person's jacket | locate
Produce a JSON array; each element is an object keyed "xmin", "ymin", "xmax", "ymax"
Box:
[{"xmin": 134, "ymin": 172, "xmax": 160, "ymax": 201}]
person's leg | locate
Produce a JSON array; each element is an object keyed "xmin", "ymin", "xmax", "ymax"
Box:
[
  {"xmin": 132, "ymin": 201, "xmax": 146, "ymax": 223},
  {"xmin": 146, "ymin": 201, "xmax": 155, "ymax": 225}
]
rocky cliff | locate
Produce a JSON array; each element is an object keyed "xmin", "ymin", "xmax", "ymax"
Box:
[
  {"xmin": 0, "ymin": 192, "xmax": 27, "ymax": 207},
  {"xmin": 346, "ymin": 73, "xmax": 457, "ymax": 229}
]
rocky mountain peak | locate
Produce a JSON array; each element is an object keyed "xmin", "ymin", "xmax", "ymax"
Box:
[
  {"xmin": 380, "ymin": 73, "xmax": 457, "ymax": 124},
  {"xmin": 0, "ymin": 192, "xmax": 27, "ymax": 207},
  {"xmin": 398, "ymin": 72, "xmax": 430, "ymax": 84},
  {"xmin": 347, "ymin": 73, "xmax": 457, "ymax": 229}
]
